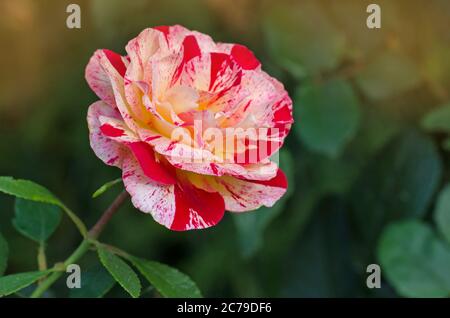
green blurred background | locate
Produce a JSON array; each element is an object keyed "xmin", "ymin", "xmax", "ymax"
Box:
[{"xmin": 1, "ymin": 0, "xmax": 450, "ymax": 297}]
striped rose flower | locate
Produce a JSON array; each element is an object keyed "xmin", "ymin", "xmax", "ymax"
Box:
[{"xmin": 86, "ymin": 25, "xmax": 293, "ymax": 230}]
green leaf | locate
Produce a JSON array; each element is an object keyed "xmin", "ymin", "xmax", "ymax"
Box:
[
  {"xmin": 130, "ymin": 256, "xmax": 202, "ymax": 298},
  {"xmin": 263, "ymin": 0, "xmax": 345, "ymax": 77},
  {"xmin": 69, "ymin": 263, "xmax": 115, "ymax": 298},
  {"xmin": 434, "ymin": 184, "xmax": 450, "ymax": 245},
  {"xmin": 234, "ymin": 149, "xmax": 295, "ymax": 257},
  {"xmin": 0, "ymin": 232, "xmax": 8, "ymax": 276},
  {"xmin": 282, "ymin": 197, "xmax": 362, "ymax": 297},
  {"xmin": 0, "ymin": 271, "xmax": 50, "ymax": 297},
  {"xmin": 378, "ymin": 220, "xmax": 450, "ymax": 297},
  {"xmin": 356, "ymin": 51, "xmax": 422, "ymax": 100},
  {"xmin": 443, "ymin": 138, "xmax": 450, "ymax": 151},
  {"xmin": 0, "ymin": 177, "xmax": 87, "ymax": 236},
  {"xmin": 0, "ymin": 176, "xmax": 61, "ymax": 205},
  {"xmin": 423, "ymin": 44, "xmax": 450, "ymax": 92},
  {"xmin": 350, "ymin": 131, "xmax": 442, "ymax": 261},
  {"xmin": 421, "ymin": 103, "xmax": 450, "ymax": 133},
  {"xmin": 92, "ymin": 178, "xmax": 122, "ymax": 198},
  {"xmin": 294, "ymin": 79, "xmax": 361, "ymax": 157},
  {"xmin": 13, "ymin": 199, "xmax": 62, "ymax": 243},
  {"xmin": 328, "ymin": 1, "xmax": 384, "ymax": 58},
  {"xmin": 98, "ymin": 247, "xmax": 141, "ymax": 298}
]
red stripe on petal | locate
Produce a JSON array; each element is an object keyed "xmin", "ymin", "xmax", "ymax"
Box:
[
  {"xmin": 153, "ymin": 25, "xmax": 170, "ymax": 45},
  {"xmin": 100, "ymin": 123, "xmax": 125, "ymax": 137},
  {"xmin": 207, "ymin": 53, "xmax": 242, "ymax": 104},
  {"xmin": 153, "ymin": 25, "xmax": 170, "ymax": 37},
  {"xmin": 170, "ymin": 184, "xmax": 225, "ymax": 231},
  {"xmin": 231, "ymin": 44, "xmax": 260, "ymax": 70},
  {"xmin": 103, "ymin": 49, "xmax": 127, "ymax": 77},
  {"xmin": 171, "ymin": 35, "xmax": 201, "ymax": 85},
  {"xmin": 128, "ymin": 142, "xmax": 177, "ymax": 185},
  {"xmin": 274, "ymin": 104, "xmax": 293, "ymax": 124},
  {"xmin": 182, "ymin": 35, "xmax": 201, "ymax": 61},
  {"xmin": 209, "ymin": 52, "xmax": 230, "ymax": 91},
  {"xmin": 246, "ymin": 169, "xmax": 287, "ymax": 188}
]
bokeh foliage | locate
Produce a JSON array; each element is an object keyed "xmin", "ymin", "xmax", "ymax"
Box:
[{"xmin": 1, "ymin": 0, "xmax": 450, "ymax": 297}]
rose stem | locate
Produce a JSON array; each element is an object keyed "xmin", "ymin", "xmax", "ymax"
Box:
[{"xmin": 30, "ymin": 190, "xmax": 129, "ymax": 298}]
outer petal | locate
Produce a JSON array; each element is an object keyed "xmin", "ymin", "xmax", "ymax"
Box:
[
  {"xmin": 87, "ymin": 101, "xmax": 128, "ymax": 167},
  {"xmin": 122, "ymin": 155, "xmax": 225, "ymax": 231},
  {"xmin": 221, "ymin": 169, "xmax": 287, "ymax": 212},
  {"xmin": 230, "ymin": 44, "xmax": 261, "ymax": 70},
  {"xmin": 191, "ymin": 169, "xmax": 288, "ymax": 212},
  {"xmin": 170, "ymin": 182, "xmax": 225, "ymax": 231},
  {"xmin": 98, "ymin": 116, "xmax": 139, "ymax": 143},
  {"xmin": 154, "ymin": 25, "xmax": 217, "ymax": 53},
  {"xmin": 85, "ymin": 50, "xmax": 116, "ymax": 107},
  {"xmin": 98, "ymin": 49, "xmax": 141, "ymax": 131},
  {"xmin": 122, "ymin": 156, "xmax": 176, "ymax": 228}
]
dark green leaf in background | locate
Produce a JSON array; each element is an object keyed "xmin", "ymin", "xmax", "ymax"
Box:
[
  {"xmin": 0, "ymin": 271, "xmax": 50, "ymax": 297},
  {"xmin": 443, "ymin": 138, "xmax": 450, "ymax": 151},
  {"xmin": 350, "ymin": 131, "xmax": 442, "ymax": 261},
  {"xmin": 98, "ymin": 247, "xmax": 141, "ymax": 298},
  {"xmin": 69, "ymin": 263, "xmax": 115, "ymax": 298},
  {"xmin": 13, "ymin": 199, "xmax": 62, "ymax": 243},
  {"xmin": 356, "ymin": 51, "xmax": 422, "ymax": 100},
  {"xmin": 378, "ymin": 220, "xmax": 450, "ymax": 297},
  {"xmin": 434, "ymin": 184, "xmax": 450, "ymax": 246},
  {"xmin": 423, "ymin": 44, "xmax": 450, "ymax": 94},
  {"xmin": 294, "ymin": 79, "xmax": 361, "ymax": 157},
  {"xmin": 0, "ymin": 232, "xmax": 8, "ymax": 276},
  {"xmin": 328, "ymin": 0, "xmax": 385, "ymax": 58},
  {"xmin": 263, "ymin": 0, "xmax": 345, "ymax": 77},
  {"xmin": 130, "ymin": 257, "xmax": 202, "ymax": 298},
  {"xmin": 421, "ymin": 102, "xmax": 450, "ymax": 133},
  {"xmin": 91, "ymin": 0, "xmax": 214, "ymax": 44},
  {"xmin": 282, "ymin": 197, "xmax": 361, "ymax": 297}
]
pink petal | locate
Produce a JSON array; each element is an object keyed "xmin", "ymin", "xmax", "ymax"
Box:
[
  {"xmin": 98, "ymin": 50, "xmax": 140, "ymax": 132},
  {"xmin": 153, "ymin": 25, "xmax": 217, "ymax": 53},
  {"xmin": 122, "ymin": 156, "xmax": 176, "ymax": 228},
  {"xmin": 219, "ymin": 169, "xmax": 288, "ymax": 212},
  {"xmin": 125, "ymin": 27, "xmax": 166, "ymax": 81},
  {"xmin": 87, "ymin": 101, "xmax": 127, "ymax": 167},
  {"xmin": 243, "ymin": 168, "xmax": 288, "ymax": 188},
  {"xmin": 85, "ymin": 50, "xmax": 116, "ymax": 107}
]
